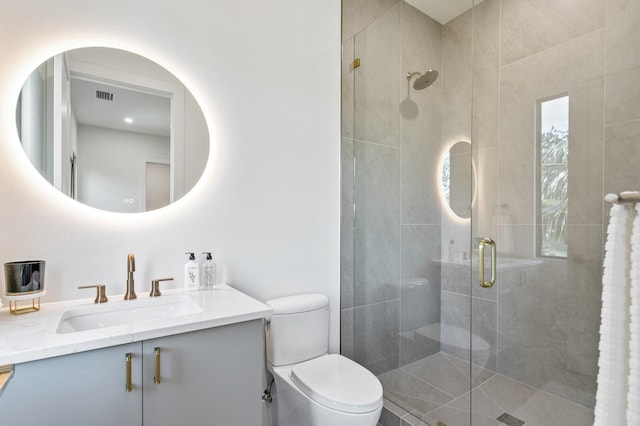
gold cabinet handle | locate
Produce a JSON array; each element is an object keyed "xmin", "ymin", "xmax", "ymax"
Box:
[
  {"xmin": 125, "ymin": 353, "xmax": 132, "ymax": 392},
  {"xmin": 479, "ymin": 238, "xmax": 497, "ymax": 289},
  {"xmin": 154, "ymin": 347, "xmax": 161, "ymax": 385}
]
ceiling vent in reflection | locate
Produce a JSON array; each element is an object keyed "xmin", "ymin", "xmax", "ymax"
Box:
[{"xmin": 95, "ymin": 90, "xmax": 114, "ymax": 101}]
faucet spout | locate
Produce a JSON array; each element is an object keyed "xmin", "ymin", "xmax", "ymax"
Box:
[{"xmin": 125, "ymin": 253, "xmax": 137, "ymax": 300}]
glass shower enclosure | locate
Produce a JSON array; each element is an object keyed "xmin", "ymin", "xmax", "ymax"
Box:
[{"xmin": 341, "ymin": 0, "xmax": 637, "ymax": 424}]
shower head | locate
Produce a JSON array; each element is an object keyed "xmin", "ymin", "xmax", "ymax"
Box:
[{"xmin": 406, "ymin": 70, "xmax": 439, "ymax": 90}]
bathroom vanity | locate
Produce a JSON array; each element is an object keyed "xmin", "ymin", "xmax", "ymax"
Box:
[{"xmin": 0, "ymin": 285, "xmax": 272, "ymax": 425}]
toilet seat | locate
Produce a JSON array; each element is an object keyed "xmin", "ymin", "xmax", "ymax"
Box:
[{"xmin": 290, "ymin": 354, "xmax": 383, "ymax": 414}]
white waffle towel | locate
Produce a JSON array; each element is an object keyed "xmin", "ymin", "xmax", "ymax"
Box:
[{"xmin": 594, "ymin": 203, "xmax": 631, "ymax": 426}]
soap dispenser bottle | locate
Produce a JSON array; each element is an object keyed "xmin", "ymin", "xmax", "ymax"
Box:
[
  {"xmin": 184, "ymin": 252, "xmax": 200, "ymax": 291},
  {"xmin": 202, "ymin": 252, "xmax": 216, "ymax": 289}
]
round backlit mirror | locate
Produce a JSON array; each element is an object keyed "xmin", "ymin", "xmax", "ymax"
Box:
[
  {"xmin": 16, "ymin": 47, "xmax": 209, "ymax": 213},
  {"xmin": 439, "ymin": 141, "xmax": 476, "ymax": 219}
]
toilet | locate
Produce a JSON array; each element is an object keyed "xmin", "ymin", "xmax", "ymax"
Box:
[{"xmin": 265, "ymin": 293, "xmax": 383, "ymax": 426}]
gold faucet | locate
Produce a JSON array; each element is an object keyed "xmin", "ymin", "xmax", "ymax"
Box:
[{"xmin": 124, "ymin": 253, "xmax": 137, "ymax": 300}]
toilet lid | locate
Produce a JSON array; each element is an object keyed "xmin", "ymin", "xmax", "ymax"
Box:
[{"xmin": 290, "ymin": 354, "xmax": 383, "ymax": 414}]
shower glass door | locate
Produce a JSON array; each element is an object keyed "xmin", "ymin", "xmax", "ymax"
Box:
[{"xmin": 341, "ymin": 0, "xmax": 615, "ymax": 425}]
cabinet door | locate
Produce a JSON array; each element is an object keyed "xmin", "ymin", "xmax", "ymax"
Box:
[
  {"xmin": 0, "ymin": 342, "xmax": 143, "ymax": 426},
  {"xmin": 142, "ymin": 320, "xmax": 263, "ymax": 425}
]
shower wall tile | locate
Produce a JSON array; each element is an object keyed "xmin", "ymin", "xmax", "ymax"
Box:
[
  {"xmin": 341, "ymin": 308, "xmax": 354, "ymax": 358},
  {"xmin": 401, "ymin": 2, "xmax": 442, "ymax": 90},
  {"xmin": 400, "ymin": 225, "xmax": 441, "ymax": 365},
  {"xmin": 499, "ymin": 0, "xmax": 605, "ymax": 67},
  {"xmin": 341, "ymin": 137, "xmax": 355, "ymax": 310},
  {"xmin": 400, "ymin": 86, "xmax": 442, "ymax": 225},
  {"xmin": 353, "ymin": 140, "xmax": 401, "ymax": 306},
  {"xmin": 442, "ymin": 9, "xmax": 472, "ymax": 145},
  {"xmin": 604, "ymin": 120, "xmax": 640, "ymax": 195},
  {"xmin": 441, "ymin": 263, "xmax": 470, "ymax": 296},
  {"xmin": 497, "ymin": 243, "xmax": 599, "ymax": 409},
  {"xmin": 605, "ymin": 0, "xmax": 640, "ymax": 125},
  {"xmin": 605, "ymin": 67, "xmax": 640, "ymax": 126},
  {"xmin": 354, "ymin": 3, "xmax": 401, "ymax": 147},
  {"xmin": 472, "ymin": 146, "xmax": 499, "ymax": 240},
  {"xmin": 342, "ymin": 37, "xmax": 355, "ymax": 139},
  {"xmin": 342, "ymin": 0, "xmax": 400, "ymax": 41},
  {"xmin": 400, "ymin": 2, "xmax": 442, "ymax": 226},
  {"xmin": 499, "ymin": 29, "xmax": 605, "ymax": 225},
  {"xmin": 605, "ymin": 0, "xmax": 640, "ymax": 76},
  {"xmin": 472, "ymin": 0, "xmax": 500, "ymax": 151},
  {"xmin": 441, "ymin": 291, "xmax": 497, "ymax": 371},
  {"xmin": 400, "ymin": 225, "xmax": 441, "ymax": 285},
  {"xmin": 352, "ymin": 300, "xmax": 400, "ymax": 375},
  {"xmin": 378, "ymin": 369, "xmax": 452, "ymax": 419},
  {"xmin": 567, "ymin": 77, "xmax": 605, "ymax": 226}
]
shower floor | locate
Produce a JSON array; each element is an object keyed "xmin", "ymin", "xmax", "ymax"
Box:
[{"xmin": 376, "ymin": 352, "xmax": 594, "ymax": 426}]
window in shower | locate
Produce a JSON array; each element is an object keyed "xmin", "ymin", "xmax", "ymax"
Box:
[{"xmin": 537, "ymin": 94, "xmax": 569, "ymax": 258}]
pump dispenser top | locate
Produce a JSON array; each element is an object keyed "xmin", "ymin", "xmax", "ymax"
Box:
[{"xmin": 184, "ymin": 252, "xmax": 200, "ymax": 291}]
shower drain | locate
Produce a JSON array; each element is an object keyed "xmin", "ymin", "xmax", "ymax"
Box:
[{"xmin": 497, "ymin": 412, "xmax": 525, "ymax": 426}]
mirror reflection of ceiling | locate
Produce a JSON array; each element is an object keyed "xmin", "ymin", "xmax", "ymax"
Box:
[
  {"xmin": 71, "ymin": 78, "xmax": 170, "ymax": 137},
  {"xmin": 405, "ymin": 0, "xmax": 484, "ymax": 24},
  {"xmin": 16, "ymin": 47, "xmax": 210, "ymax": 214}
]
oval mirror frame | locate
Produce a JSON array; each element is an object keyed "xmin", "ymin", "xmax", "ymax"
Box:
[
  {"xmin": 438, "ymin": 141, "xmax": 476, "ymax": 220},
  {"xmin": 15, "ymin": 47, "xmax": 210, "ymax": 213}
]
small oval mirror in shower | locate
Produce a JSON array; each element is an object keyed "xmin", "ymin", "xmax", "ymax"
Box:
[{"xmin": 439, "ymin": 141, "xmax": 476, "ymax": 220}]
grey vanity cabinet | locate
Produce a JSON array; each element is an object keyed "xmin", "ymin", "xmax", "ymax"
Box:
[
  {"xmin": 142, "ymin": 319, "xmax": 264, "ymax": 425},
  {"xmin": 0, "ymin": 341, "xmax": 143, "ymax": 426},
  {"xmin": 0, "ymin": 319, "xmax": 264, "ymax": 426}
]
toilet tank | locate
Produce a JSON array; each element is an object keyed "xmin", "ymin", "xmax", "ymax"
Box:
[{"xmin": 266, "ymin": 293, "xmax": 329, "ymax": 367}]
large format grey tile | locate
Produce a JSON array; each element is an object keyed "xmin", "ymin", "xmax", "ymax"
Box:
[
  {"xmin": 400, "ymin": 85, "xmax": 442, "ymax": 225},
  {"xmin": 401, "ymin": 2, "xmax": 442, "ymax": 90},
  {"xmin": 399, "ymin": 4, "xmax": 442, "ymax": 225},
  {"xmin": 341, "ymin": 137, "xmax": 355, "ymax": 310},
  {"xmin": 400, "ymin": 226, "xmax": 441, "ymax": 364},
  {"xmin": 510, "ymin": 386, "xmax": 595, "ymax": 426},
  {"xmin": 481, "ymin": 374, "xmax": 595, "ymax": 425},
  {"xmin": 472, "ymin": 0, "xmax": 500, "ymax": 151},
  {"xmin": 441, "ymin": 291, "xmax": 497, "ymax": 371},
  {"xmin": 605, "ymin": 0, "xmax": 640, "ymax": 75},
  {"xmin": 341, "ymin": 308, "xmax": 354, "ymax": 359},
  {"xmin": 605, "ymin": 67, "xmax": 640, "ymax": 126},
  {"xmin": 353, "ymin": 300, "xmax": 400, "ymax": 375},
  {"xmin": 442, "ymin": 9, "xmax": 472, "ymax": 145},
  {"xmin": 499, "ymin": 0, "xmax": 605, "ymax": 66},
  {"xmin": 403, "ymin": 352, "xmax": 470, "ymax": 398},
  {"xmin": 342, "ymin": 0, "xmax": 400, "ymax": 41},
  {"xmin": 604, "ymin": 120, "xmax": 640, "ymax": 194},
  {"xmin": 499, "ymin": 29, "xmax": 605, "ymax": 225},
  {"xmin": 443, "ymin": 353, "xmax": 495, "ymax": 389},
  {"xmin": 342, "ymin": 37, "xmax": 355, "ymax": 139},
  {"xmin": 353, "ymin": 3, "xmax": 401, "ymax": 147},
  {"xmin": 497, "ymin": 244, "xmax": 599, "ymax": 408},
  {"xmin": 379, "ymin": 369, "xmax": 452, "ymax": 419},
  {"xmin": 353, "ymin": 140, "xmax": 401, "ymax": 306}
]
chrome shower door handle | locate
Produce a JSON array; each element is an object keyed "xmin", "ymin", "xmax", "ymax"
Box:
[{"xmin": 479, "ymin": 238, "xmax": 496, "ymax": 289}]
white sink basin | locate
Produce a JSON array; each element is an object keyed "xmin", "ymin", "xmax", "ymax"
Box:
[{"xmin": 56, "ymin": 295, "xmax": 204, "ymax": 334}]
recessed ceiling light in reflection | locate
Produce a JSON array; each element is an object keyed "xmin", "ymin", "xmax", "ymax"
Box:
[{"xmin": 124, "ymin": 117, "xmax": 133, "ymax": 124}]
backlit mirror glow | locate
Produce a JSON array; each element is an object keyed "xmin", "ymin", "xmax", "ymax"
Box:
[
  {"xmin": 16, "ymin": 47, "xmax": 210, "ymax": 213},
  {"xmin": 439, "ymin": 141, "xmax": 475, "ymax": 220}
]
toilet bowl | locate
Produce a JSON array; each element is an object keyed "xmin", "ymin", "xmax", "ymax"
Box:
[{"xmin": 265, "ymin": 294, "xmax": 383, "ymax": 426}]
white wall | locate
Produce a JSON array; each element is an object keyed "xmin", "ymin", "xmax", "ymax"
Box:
[{"xmin": 0, "ymin": 0, "xmax": 341, "ymax": 351}]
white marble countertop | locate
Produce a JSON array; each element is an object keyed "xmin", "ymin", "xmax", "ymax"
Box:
[{"xmin": 0, "ymin": 284, "xmax": 272, "ymax": 366}]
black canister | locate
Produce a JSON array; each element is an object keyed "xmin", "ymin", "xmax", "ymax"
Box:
[{"xmin": 4, "ymin": 260, "xmax": 45, "ymax": 295}]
